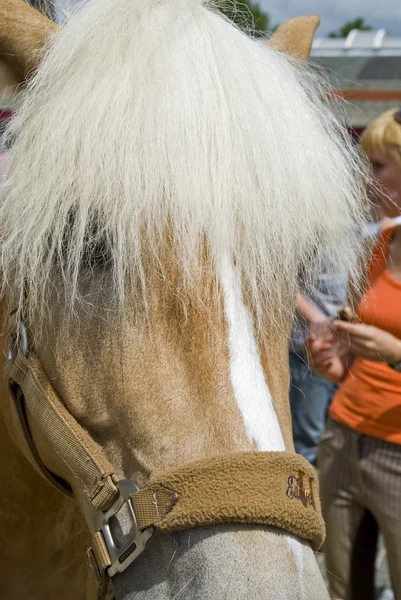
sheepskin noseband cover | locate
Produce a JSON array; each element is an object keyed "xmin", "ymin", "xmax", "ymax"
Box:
[{"xmin": 132, "ymin": 451, "xmax": 325, "ymax": 551}]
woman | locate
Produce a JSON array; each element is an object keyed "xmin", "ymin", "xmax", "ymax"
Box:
[
  {"xmin": 309, "ymin": 108, "xmax": 401, "ymax": 599},
  {"xmin": 289, "ymin": 275, "xmax": 346, "ymax": 467}
]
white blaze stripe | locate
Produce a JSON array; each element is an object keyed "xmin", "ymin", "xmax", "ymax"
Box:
[{"xmin": 219, "ymin": 257, "xmax": 285, "ymax": 452}]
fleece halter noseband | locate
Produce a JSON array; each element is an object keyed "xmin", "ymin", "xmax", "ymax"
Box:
[{"xmin": 5, "ymin": 320, "xmax": 325, "ymax": 600}]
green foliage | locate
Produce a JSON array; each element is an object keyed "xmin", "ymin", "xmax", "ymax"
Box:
[
  {"xmin": 328, "ymin": 17, "xmax": 373, "ymax": 39},
  {"xmin": 215, "ymin": 0, "xmax": 271, "ymax": 38}
]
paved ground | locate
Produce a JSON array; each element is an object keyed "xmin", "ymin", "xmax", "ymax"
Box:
[{"xmin": 316, "ymin": 537, "xmax": 393, "ymax": 599}]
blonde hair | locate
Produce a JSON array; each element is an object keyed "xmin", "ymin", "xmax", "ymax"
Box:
[
  {"xmin": 361, "ymin": 108, "xmax": 401, "ymax": 166},
  {"xmin": 0, "ymin": 0, "xmax": 368, "ymax": 331}
]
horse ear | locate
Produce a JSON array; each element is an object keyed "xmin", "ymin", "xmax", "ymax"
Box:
[
  {"xmin": 0, "ymin": 0, "xmax": 58, "ymax": 82},
  {"xmin": 268, "ymin": 15, "xmax": 320, "ymax": 61}
]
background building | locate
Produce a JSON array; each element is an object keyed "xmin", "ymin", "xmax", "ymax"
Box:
[{"xmin": 311, "ymin": 29, "xmax": 401, "ymax": 135}]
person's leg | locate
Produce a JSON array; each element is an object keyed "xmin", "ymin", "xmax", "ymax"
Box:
[
  {"xmin": 289, "ymin": 351, "xmax": 337, "ymax": 466},
  {"xmin": 349, "ymin": 509, "xmax": 379, "ymax": 600},
  {"xmin": 359, "ymin": 434, "xmax": 401, "ymax": 600},
  {"xmin": 318, "ymin": 419, "xmax": 374, "ymax": 600}
]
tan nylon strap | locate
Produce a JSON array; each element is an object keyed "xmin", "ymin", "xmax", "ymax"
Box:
[
  {"xmin": 86, "ymin": 547, "xmax": 111, "ymax": 600},
  {"xmin": 92, "ymin": 532, "xmax": 112, "ymax": 573},
  {"xmin": 9, "ymin": 384, "xmax": 73, "ymax": 495},
  {"xmin": 86, "ymin": 560, "xmax": 99, "ymax": 600},
  {"xmin": 86, "ymin": 534, "xmax": 112, "ymax": 600},
  {"xmin": 132, "ymin": 484, "xmax": 179, "ymax": 527},
  {"xmin": 5, "ymin": 349, "xmax": 119, "ymax": 511}
]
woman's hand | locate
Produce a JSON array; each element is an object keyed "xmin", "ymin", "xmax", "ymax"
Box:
[
  {"xmin": 306, "ymin": 333, "xmax": 345, "ymax": 383},
  {"xmin": 333, "ymin": 320, "xmax": 401, "ymax": 364}
]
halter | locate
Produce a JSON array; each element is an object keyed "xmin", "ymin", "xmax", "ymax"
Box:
[{"xmin": 5, "ymin": 318, "xmax": 325, "ymax": 600}]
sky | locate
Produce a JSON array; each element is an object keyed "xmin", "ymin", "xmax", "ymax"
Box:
[
  {"xmin": 259, "ymin": 0, "xmax": 401, "ymax": 37},
  {"xmin": 52, "ymin": 0, "xmax": 401, "ymax": 37}
]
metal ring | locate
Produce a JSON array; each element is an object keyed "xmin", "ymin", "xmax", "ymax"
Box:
[
  {"xmin": 97, "ymin": 480, "xmax": 153, "ymax": 577},
  {"xmin": 7, "ymin": 320, "xmax": 29, "ymax": 360}
]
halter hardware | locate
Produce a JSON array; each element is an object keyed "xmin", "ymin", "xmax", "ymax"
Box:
[
  {"xmin": 96, "ymin": 480, "xmax": 153, "ymax": 577},
  {"xmin": 4, "ymin": 318, "xmax": 325, "ymax": 600}
]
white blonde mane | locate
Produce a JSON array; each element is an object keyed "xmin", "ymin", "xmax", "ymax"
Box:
[{"xmin": 0, "ymin": 0, "xmax": 367, "ymax": 328}]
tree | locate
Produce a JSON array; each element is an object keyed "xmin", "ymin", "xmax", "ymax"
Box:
[
  {"xmin": 329, "ymin": 17, "xmax": 373, "ymax": 39},
  {"xmin": 216, "ymin": 0, "xmax": 270, "ymax": 38},
  {"xmin": 29, "ymin": 0, "xmax": 272, "ymax": 38}
]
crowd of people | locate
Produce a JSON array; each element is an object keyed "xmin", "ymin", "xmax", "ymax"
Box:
[{"xmin": 290, "ymin": 107, "xmax": 401, "ymax": 599}]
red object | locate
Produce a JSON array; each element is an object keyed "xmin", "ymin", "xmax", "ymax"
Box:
[
  {"xmin": 349, "ymin": 126, "xmax": 365, "ymax": 141},
  {"xmin": 0, "ymin": 109, "xmax": 12, "ymax": 121}
]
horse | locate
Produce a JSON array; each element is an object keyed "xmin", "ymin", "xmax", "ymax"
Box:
[{"xmin": 0, "ymin": 1, "xmax": 367, "ymax": 599}]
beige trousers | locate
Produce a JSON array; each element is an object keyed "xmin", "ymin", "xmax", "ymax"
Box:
[{"xmin": 318, "ymin": 418, "xmax": 401, "ymax": 600}]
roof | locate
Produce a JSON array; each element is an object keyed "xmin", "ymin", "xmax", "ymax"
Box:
[
  {"xmin": 312, "ymin": 29, "xmax": 401, "ymax": 57},
  {"xmin": 311, "ymin": 30, "xmax": 401, "ymax": 85}
]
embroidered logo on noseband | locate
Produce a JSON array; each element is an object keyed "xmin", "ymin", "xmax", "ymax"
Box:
[{"xmin": 286, "ymin": 473, "xmax": 315, "ymax": 508}]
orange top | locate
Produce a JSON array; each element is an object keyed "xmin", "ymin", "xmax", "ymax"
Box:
[{"xmin": 329, "ymin": 227, "xmax": 401, "ymax": 445}]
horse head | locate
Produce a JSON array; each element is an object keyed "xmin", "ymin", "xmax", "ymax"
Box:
[{"xmin": 0, "ymin": 1, "xmax": 367, "ymax": 599}]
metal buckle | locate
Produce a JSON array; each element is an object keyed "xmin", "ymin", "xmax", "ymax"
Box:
[
  {"xmin": 97, "ymin": 480, "xmax": 153, "ymax": 577},
  {"xmin": 7, "ymin": 320, "xmax": 28, "ymax": 360}
]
